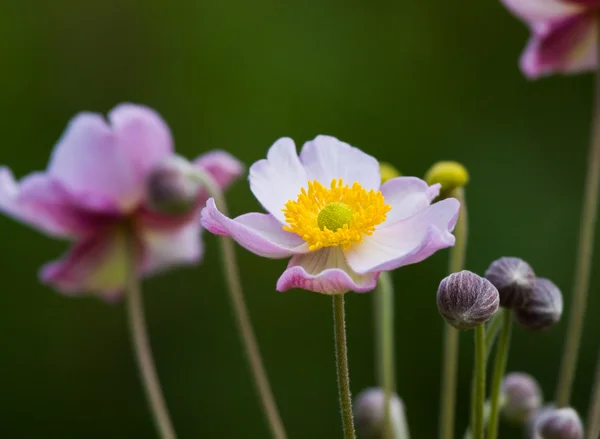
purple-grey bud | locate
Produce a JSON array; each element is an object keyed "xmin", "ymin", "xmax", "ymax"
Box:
[
  {"xmin": 484, "ymin": 257, "xmax": 536, "ymax": 309},
  {"xmin": 514, "ymin": 278, "xmax": 563, "ymax": 331},
  {"xmin": 501, "ymin": 372, "xmax": 542, "ymax": 424},
  {"xmin": 536, "ymin": 408, "xmax": 583, "ymax": 439},
  {"xmin": 527, "ymin": 405, "xmax": 556, "ymax": 439},
  {"xmin": 145, "ymin": 156, "xmax": 201, "ymax": 215},
  {"xmin": 353, "ymin": 388, "xmax": 407, "ymax": 439},
  {"xmin": 437, "ymin": 270, "xmax": 500, "ymax": 330}
]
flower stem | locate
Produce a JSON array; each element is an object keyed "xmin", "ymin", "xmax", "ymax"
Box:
[
  {"xmin": 462, "ymin": 400, "xmax": 492, "ymax": 439},
  {"xmin": 333, "ymin": 294, "xmax": 356, "ymax": 439},
  {"xmin": 125, "ymin": 236, "xmax": 177, "ymax": 439},
  {"xmin": 192, "ymin": 170, "xmax": 287, "ymax": 439},
  {"xmin": 487, "ymin": 309, "xmax": 513, "ymax": 439},
  {"xmin": 555, "ymin": 40, "xmax": 600, "ymax": 408},
  {"xmin": 375, "ymin": 271, "xmax": 396, "ymax": 439},
  {"xmin": 585, "ymin": 348, "xmax": 600, "ymax": 439},
  {"xmin": 472, "ymin": 324, "xmax": 486, "ymax": 439},
  {"xmin": 439, "ymin": 187, "xmax": 468, "ymax": 439}
]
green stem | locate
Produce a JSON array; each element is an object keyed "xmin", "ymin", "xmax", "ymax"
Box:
[
  {"xmin": 192, "ymin": 170, "xmax": 287, "ymax": 439},
  {"xmin": 585, "ymin": 348, "xmax": 600, "ymax": 439},
  {"xmin": 463, "ymin": 400, "xmax": 492, "ymax": 439},
  {"xmin": 487, "ymin": 310, "xmax": 513, "ymax": 439},
  {"xmin": 333, "ymin": 294, "xmax": 356, "ymax": 439},
  {"xmin": 439, "ymin": 187, "xmax": 468, "ymax": 439},
  {"xmin": 125, "ymin": 235, "xmax": 177, "ymax": 439},
  {"xmin": 472, "ymin": 325, "xmax": 486, "ymax": 439},
  {"xmin": 375, "ymin": 271, "xmax": 396, "ymax": 439},
  {"xmin": 555, "ymin": 40, "xmax": 600, "ymax": 407}
]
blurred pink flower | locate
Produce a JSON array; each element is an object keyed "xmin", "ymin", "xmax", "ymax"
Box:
[
  {"xmin": 0, "ymin": 104, "xmax": 243, "ymax": 300},
  {"xmin": 502, "ymin": 0, "xmax": 600, "ymax": 78},
  {"xmin": 201, "ymin": 136, "xmax": 459, "ymax": 295}
]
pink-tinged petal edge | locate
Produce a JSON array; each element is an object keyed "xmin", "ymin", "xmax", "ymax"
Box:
[
  {"xmin": 345, "ymin": 198, "xmax": 460, "ymax": 274},
  {"xmin": 276, "ymin": 247, "xmax": 379, "ymax": 294},
  {"xmin": 380, "ymin": 177, "xmax": 440, "ymax": 224},
  {"xmin": 194, "ymin": 150, "xmax": 245, "ymax": 191},
  {"xmin": 201, "ymin": 198, "xmax": 309, "ymax": 258},
  {"xmin": 501, "ymin": 0, "xmax": 583, "ymax": 26}
]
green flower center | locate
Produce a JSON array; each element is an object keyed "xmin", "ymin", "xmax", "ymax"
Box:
[{"xmin": 317, "ymin": 202, "xmax": 354, "ymax": 231}]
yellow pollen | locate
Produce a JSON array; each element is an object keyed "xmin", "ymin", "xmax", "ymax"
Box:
[{"xmin": 282, "ymin": 178, "xmax": 391, "ymax": 251}]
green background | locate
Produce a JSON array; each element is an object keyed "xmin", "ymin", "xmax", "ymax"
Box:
[{"xmin": 0, "ymin": 1, "xmax": 597, "ymax": 438}]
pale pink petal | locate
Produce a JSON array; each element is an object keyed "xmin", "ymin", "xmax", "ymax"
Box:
[
  {"xmin": 48, "ymin": 104, "xmax": 173, "ymax": 211},
  {"xmin": 249, "ymin": 137, "xmax": 308, "ymax": 223},
  {"xmin": 276, "ymin": 247, "xmax": 378, "ymax": 294},
  {"xmin": 194, "ymin": 150, "xmax": 245, "ymax": 190},
  {"xmin": 520, "ymin": 13, "xmax": 597, "ymax": 78},
  {"xmin": 381, "ymin": 177, "xmax": 440, "ymax": 224},
  {"xmin": 200, "ymin": 198, "xmax": 308, "ymax": 258},
  {"xmin": 502, "ymin": 0, "xmax": 583, "ymax": 27},
  {"xmin": 0, "ymin": 168, "xmax": 118, "ymax": 238},
  {"xmin": 299, "ymin": 135, "xmax": 381, "ymax": 191},
  {"xmin": 40, "ymin": 227, "xmax": 131, "ymax": 299},
  {"xmin": 140, "ymin": 222, "xmax": 204, "ymax": 274},
  {"xmin": 345, "ymin": 198, "xmax": 460, "ymax": 274}
]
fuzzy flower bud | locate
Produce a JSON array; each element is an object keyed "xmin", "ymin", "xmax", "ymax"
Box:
[
  {"xmin": 484, "ymin": 257, "xmax": 536, "ymax": 309},
  {"xmin": 514, "ymin": 278, "xmax": 563, "ymax": 331},
  {"xmin": 379, "ymin": 162, "xmax": 401, "ymax": 184},
  {"xmin": 354, "ymin": 388, "xmax": 408, "ymax": 439},
  {"xmin": 437, "ymin": 270, "xmax": 500, "ymax": 330},
  {"xmin": 424, "ymin": 161, "xmax": 469, "ymax": 196},
  {"xmin": 536, "ymin": 408, "xmax": 583, "ymax": 439},
  {"xmin": 146, "ymin": 156, "xmax": 201, "ymax": 215},
  {"xmin": 501, "ymin": 372, "xmax": 542, "ymax": 424}
]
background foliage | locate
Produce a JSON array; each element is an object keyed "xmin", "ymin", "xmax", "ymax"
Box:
[{"xmin": 0, "ymin": 1, "xmax": 596, "ymax": 437}]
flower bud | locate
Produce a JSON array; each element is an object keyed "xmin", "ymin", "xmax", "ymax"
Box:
[
  {"xmin": 514, "ymin": 278, "xmax": 563, "ymax": 331},
  {"xmin": 437, "ymin": 270, "xmax": 500, "ymax": 330},
  {"xmin": 424, "ymin": 161, "xmax": 469, "ymax": 195},
  {"xmin": 501, "ymin": 372, "xmax": 542, "ymax": 424},
  {"xmin": 379, "ymin": 162, "xmax": 401, "ymax": 184},
  {"xmin": 354, "ymin": 388, "xmax": 408, "ymax": 439},
  {"xmin": 527, "ymin": 405, "xmax": 556, "ymax": 439},
  {"xmin": 536, "ymin": 408, "xmax": 583, "ymax": 439},
  {"xmin": 484, "ymin": 257, "xmax": 536, "ymax": 309},
  {"xmin": 145, "ymin": 156, "xmax": 201, "ymax": 215}
]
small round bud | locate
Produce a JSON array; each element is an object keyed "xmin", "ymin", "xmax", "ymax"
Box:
[
  {"xmin": 379, "ymin": 162, "xmax": 401, "ymax": 184},
  {"xmin": 514, "ymin": 278, "xmax": 563, "ymax": 331},
  {"xmin": 437, "ymin": 270, "xmax": 500, "ymax": 330},
  {"xmin": 501, "ymin": 372, "xmax": 542, "ymax": 424},
  {"xmin": 145, "ymin": 156, "xmax": 201, "ymax": 215},
  {"xmin": 536, "ymin": 408, "xmax": 583, "ymax": 439},
  {"xmin": 424, "ymin": 161, "xmax": 469, "ymax": 195},
  {"xmin": 527, "ymin": 405, "xmax": 556, "ymax": 438},
  {"xmin": 354, "ymin": 387, "xmax": 407, "ymax": 439},
  {"xmin": 484, "ymin": 257, "xmax": 536, "ymax": 309}
]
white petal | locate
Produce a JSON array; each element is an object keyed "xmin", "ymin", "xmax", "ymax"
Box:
[{"xmin": 381, "ymin": 177, "xmax": 440, "ymax": 224}]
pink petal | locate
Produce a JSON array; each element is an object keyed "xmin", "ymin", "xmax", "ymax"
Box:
[
  {"xmin": 381, "ymin": 177, "xmax": 440, "ymax": 224},
  {"xmin": 299, "ymin": 135, "xmax": 381, "ymax": 191},
  {"xmin": 40, "ymin": 227, "xmax": 132, "ymax": 299},
  {"xmin": 139, "ymin": 221, "xmax": 204, "ymax": 274},
  {"xmin": 345, "ymin": 198, "xmax": 460, "ymax": 274},
  {"xmin": 48, "ymin": 104, "xmax": 173, "ymax": 211},
  {"xmin": 502, "ymin": 0, "xmax": 583, "ymax": 27},
  {"xmin": 249, "ymin": 137, "xmax": 308, "ymax": 224},
  {"xmin": 0, "ymin": 168, "xmax": 118, "ymax": 238},
  {"xmin": 276, "ymin": 247, "xmax": 378, "ymax": 294},
  {"xmin": 194, "ymin": 150, "xmax": 245, "ymax": 191},
  {"xmin": 520, "ymin": 13, "xmax": 597, "ymax": 78},
  {"xmin": 200, "ymin": 198, "xmax": 308, "ymax": 258}
]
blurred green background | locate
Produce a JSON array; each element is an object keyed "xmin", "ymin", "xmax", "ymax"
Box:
[{"xmin": 0, "ymin": 0, "xmax": 598, "ymax": 438}]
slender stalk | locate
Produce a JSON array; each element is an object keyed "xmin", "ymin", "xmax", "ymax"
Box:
[
  {"xmin": 487, "ymin": 310, "xmax": 513, "ymax": 439},
  {"xmin": 472, "ymin": 325, "xmax": 486, "ymax": 439},
  {"xmin": 439, "ymin": 187, "xmax": 468, "ymax": 439},
  {"xmin": 125, "ymin": 234, "xmax": 177, "ymax": 439},
  {"xmin": 333, "ymin": 294, "xmax": 356, "ymax": 439},
  {"xmin": 375, "ymin": 271, "xmax": 396, "ymax": 439},
  {"xmin": 485, "ymin": 312, "xmax": 503, "ymax": 362},
  {"xmin": 585, "ymin": 348, "xmax": 600, "ymax": 439},
  {"xmin": 463, "ymin": 400, "xmax": 492, "ymax": 439},
  {"xmin": 192, "ymin": 170, "xmax": 287, "ymax": 439},
  {"xmin": 555, "ymin": 37, "xmax": 600, "ymax": 407}
]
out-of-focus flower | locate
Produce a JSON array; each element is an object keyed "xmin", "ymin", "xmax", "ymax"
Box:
[
  {"xmin": 354, "ymin": 388, "xmax": 409, "ymax": 439},
  {"xmin": 535, "ymin": 407, "xmax": 583, "ymax": 439},
  {"xmin": 501, "ymin": 0, "xmax": 600, "ymax": 78},
  {"xmin": 424, "ymin": 161, "xmax": 469, "ymax": 197},
  {"xmin": 501, "ymin": 372, "xmax": 543, "ymax": 424},
  {"xmin": 0, "ymin": 104, "xmax": 243, "ymax": 300},
  {"xmin": 201, "ymin": 136, "xmax": 460, "ymax": 294}
]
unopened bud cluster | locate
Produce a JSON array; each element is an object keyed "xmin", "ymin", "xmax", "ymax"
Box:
[
  {"xmin": 500, "ymin": 372, "xmax": 542, "ymax": 424},
  {"xmin": 354, "ymin": 388, "xmax": 407, "ymax": 439}
]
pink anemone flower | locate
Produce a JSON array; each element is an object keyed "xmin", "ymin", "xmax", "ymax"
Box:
[
  {"xmin": 502, "ymin": 0, "xmax": 600, "ymax": 78},
  {"xmin": 201, "ymin": 136, "xmax": 460, "ymax": 295},
  {"xmin": 0, "ymin": 103, "xmax": 243, "ymax": 300}
]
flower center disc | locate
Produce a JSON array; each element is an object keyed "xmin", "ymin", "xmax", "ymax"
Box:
[{"xmin": 282, "ymin": 178, "xmax": 391, "ymax": 251}]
